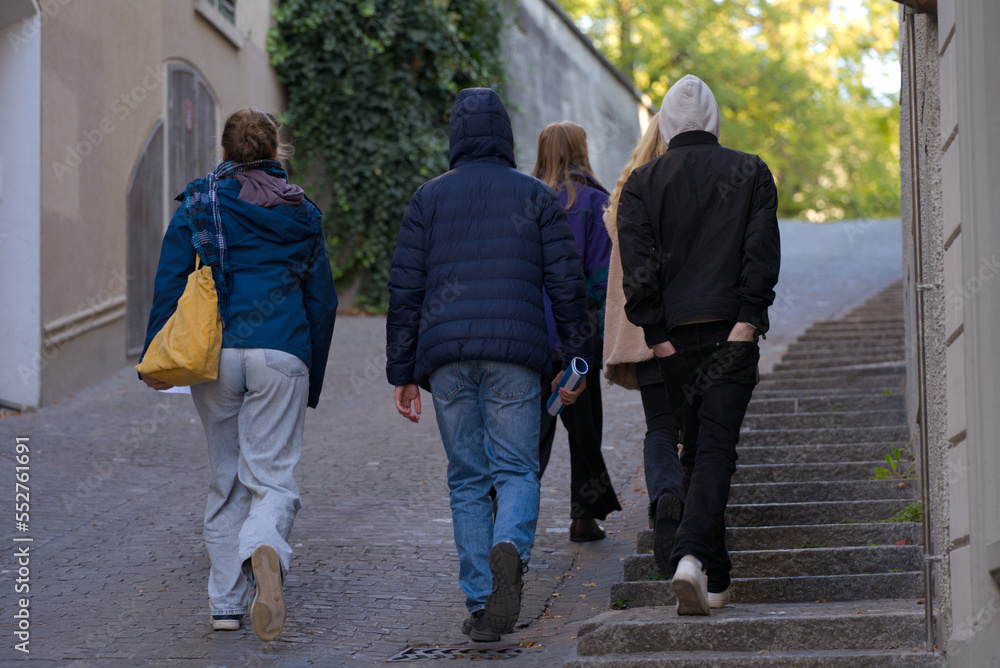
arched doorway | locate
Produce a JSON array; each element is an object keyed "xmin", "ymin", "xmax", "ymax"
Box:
[{"xmin": 126, "ymin": 63, "xmax": 218, "ymax": 356}]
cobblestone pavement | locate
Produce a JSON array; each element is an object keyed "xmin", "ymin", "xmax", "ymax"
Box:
[{"xmin": 0, "ymin": 220, "xmax": 901, "ymax": 667}]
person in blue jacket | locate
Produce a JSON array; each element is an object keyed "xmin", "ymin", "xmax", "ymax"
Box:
[
  {"xmin": 530, "ymin": 121, "xmax": 621, "ymax": 542},
  {"xmin": 386, "ymin": 88, "xmax": 592, "ymax": 643},
  {"xmin": 138, "ymin": 109, "xmax": 337, "ymax": 641}
]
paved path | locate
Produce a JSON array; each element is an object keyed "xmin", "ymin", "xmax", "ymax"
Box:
[{"xmin": 0, "ymin": 219, "xmax": 902, "ymax": 667}]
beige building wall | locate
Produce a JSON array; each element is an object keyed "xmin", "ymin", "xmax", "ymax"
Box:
[
  {"xmin": 34, "ymin": 0, "xmax": 282, "ymax": 405},
  {"xmin": 0, "ymin": 1, "xmax": 43, "ymax": 408},
  {"xmin": 901, "ymin": 0, "xmax": 1000, "ymax": 664}
]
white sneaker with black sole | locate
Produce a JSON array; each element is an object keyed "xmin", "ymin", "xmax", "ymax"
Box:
[{"xmin": 672, "ymin": 555, "xmax": 710, "ymax": 615}]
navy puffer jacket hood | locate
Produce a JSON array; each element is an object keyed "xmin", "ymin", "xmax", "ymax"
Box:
[
  {"xmin": 386, "ymin": 88, "xmax": 591, "ymax": 389},
  {"xmin": 448, "ymin": 87, "xmax": 516, "ymax": 169}
]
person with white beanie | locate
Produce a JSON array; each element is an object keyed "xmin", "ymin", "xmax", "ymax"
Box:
[{"xmin": 616, "ymin": 75, "xmax": 780, "ymax": 615}]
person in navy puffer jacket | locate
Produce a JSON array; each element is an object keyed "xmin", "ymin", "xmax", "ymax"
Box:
[
  {"xmin": 386, "ymin": 88, "xmax": 592, "ymax": 642},
  {"xmin": 139, "ymin": 109, "xmax": 337, "ymax": 641},
  {"xmin": 531, "ymin": 121, "xmax": 622, "ymax": 543}
]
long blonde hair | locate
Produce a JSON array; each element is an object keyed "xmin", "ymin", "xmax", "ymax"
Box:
[
  {"xmin": 531, "ymin": 121, "xmax": 599, "ymax": 209},
  {"xmin": 604, "ymin": 114, "xmax": 667, "ymax": 236}
]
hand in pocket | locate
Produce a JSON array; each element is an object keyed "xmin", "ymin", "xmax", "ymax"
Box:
[{"xmin": 652, "ymin": 340, "xmax": 677, "ymax": 358}]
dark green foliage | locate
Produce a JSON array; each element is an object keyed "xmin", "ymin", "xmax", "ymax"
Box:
[
  {"xmin": 268, "ymin": 0, "xmax": 507, "ymax": 309},
  {"xmin": 883, "ymin": 501, "xmax": 923, "ymax": 524}
]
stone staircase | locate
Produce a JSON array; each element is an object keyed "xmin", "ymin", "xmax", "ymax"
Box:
[{"xmin": 565, "ymin": 282, "xmax": 944, "ymax": 667}]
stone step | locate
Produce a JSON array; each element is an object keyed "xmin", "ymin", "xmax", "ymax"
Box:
[
  {"xmin": 763, "ymin": 364, "xmax": 905, "ymax": 381},
  {"xmin": 802, "ymin": 325, "xmax": 904, "ymax": 338},
  {"xmin": 737, "ymin": 443, "xmax": 903, "ymax": 466},
  {"xmin": 739, "ymin": 425, "xmax": 909, "ymax": 447},
  {"xmin": 741, "ymin": 410, "xmax": 906, "ymax": 430},
  {"xmin": 785, "ymin": 338, "xmax": 904, "ymax": 352},
  {"xmin": 577, "ymin": 600, "xmax": 926, "ymax": 655},
  {"xmin": 636, "ymin": 523, "xmax": 923, "ymax": 554},
  {"xmin": 623, "ymin": 545, "xmax": 922, "ymax": 581},
  {"xmin": 733, "ymin": 461, "xmax": 885, "ymax": 483},
  {"xmin": 797, "ymin": 327, "xmax": 905, "ymax": 340},
  {"xmin": 752, "ymin": 387, "xmax": 902, "ymax": 400},
  {"xmin": 772, "ymin": 357, "xmax": 904, "ymax": 372},
  {"xmin": 755, "ymin": 375, "xmax": 904, "ymax": 392},
  {"xmin": 729, "ymin": 479, "xmax": 917, "ymax": 505},
  {"xmin": 781, "ymin": 348, "xmax": 904, "ymax": 362},
  {"xmin": 804, "ymin": 324, "xmax": 904, "ymax": 336},
  {"xmin": 809, "ymin": 316, "xmax": 904, "ymax": 327},
  {"xmin": 726, "ymin": 499, "xmax": 910, "ymax": 527},
  {"xmin": 746, "ymin": 393, "xmax": 905, "ymax": 414},
  {"xmin": 782, "ymin": 341, "xmax": 903, "ymax": 354},
  {"xmin": 610, "ymin": 572, "xmax": 924, "ymax": 608},
  {"xmin": 564, "ymin": 648, "xmax": 942, "ymax": 667}
]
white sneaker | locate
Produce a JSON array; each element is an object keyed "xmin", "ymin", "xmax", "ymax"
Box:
[
  {"xmin": 672, "ymin": 555, "xmax": 710, "ymax": 615},
  {"xmin": 708, "ymin": 587, "xmax": 731, "ymax": 608},
  {"xmin": 210, "ymin": 614, "xmax": 242, "ymax": 630}
]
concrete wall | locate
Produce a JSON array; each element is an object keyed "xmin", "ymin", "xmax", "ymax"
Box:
[
  {"xmin": 29, "ymin": 0, "xmax": 282, "ymax": 406},
  {"xmin": 0, "ymin": 3, "xmax": 42, "ymax": 408},
  {"xmin": 503, "ymin": 0, "xmax": 652, "ymax": 191},
  {"xmin": 901, "ymin": 0, "xmax": 1000, "ymax": 664},
  {"xmin": 949, "ymin": 0, "xmax": 1000, "ymax": 663}
]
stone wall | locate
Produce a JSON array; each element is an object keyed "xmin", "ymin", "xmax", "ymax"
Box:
[
  {"xmin": 503, "ymin": 0, "xmax": 652, "ymax": 191},
  {"xmin": 901, "ymin": 0, "xmax": 1000, "ymax": 663}
]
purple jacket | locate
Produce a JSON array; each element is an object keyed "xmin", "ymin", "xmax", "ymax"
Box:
[{"xmin": 543, "ymin": 174, "xmax": 612, "ymax": 357}]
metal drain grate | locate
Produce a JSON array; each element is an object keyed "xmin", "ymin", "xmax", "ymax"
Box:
[{"xmin": 388, "ymin": 646, "xmax": 525, "ymax": 661}]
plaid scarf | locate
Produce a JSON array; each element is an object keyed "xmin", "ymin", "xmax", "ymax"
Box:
[{"xmin": 178, "ymin": 159, "xmax": 289, "ymax": 328}]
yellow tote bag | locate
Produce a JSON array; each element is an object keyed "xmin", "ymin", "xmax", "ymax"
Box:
[{"xmin": 136, "ymin": 256, "xmax": 222, "ymax": 386}]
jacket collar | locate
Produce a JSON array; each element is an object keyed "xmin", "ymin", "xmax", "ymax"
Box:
[{"xmin": 668, "ymin": 130, "xmax": 719, "ymax": 150}]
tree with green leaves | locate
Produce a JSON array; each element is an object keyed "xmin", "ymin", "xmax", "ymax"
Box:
[
  {"xmin": 560, "ymin": 0, "xmax": 900, "ymax": 221},
  {"xmin": 268, "ymin": 0, "xmax": 506, "ymax": 309}
]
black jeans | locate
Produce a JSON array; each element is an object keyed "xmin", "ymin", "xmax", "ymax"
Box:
[
  {"xmin": 539, "ymin": 361, "xmax": 621, "ymax": 521},
  {"xmin": 655, "ymin": 321, "xmax": 759, "ymax": 592},
  {"xmin": 638, "ymin": 375, "xmax": 685, "ymax": 522}
]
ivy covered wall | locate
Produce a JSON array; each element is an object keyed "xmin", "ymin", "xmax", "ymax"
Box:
[{"xmin": 268, "ymin": 0, "xmax": 507, "ymax": 310}]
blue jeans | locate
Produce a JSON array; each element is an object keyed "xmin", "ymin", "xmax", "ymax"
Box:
[
  {"xmin": 429, "ymin": 360, "xmax": 541, "ymax": 612},
  {"xmin": 190, "ymin": 348, "xmax": 308, "ymax": 616}
]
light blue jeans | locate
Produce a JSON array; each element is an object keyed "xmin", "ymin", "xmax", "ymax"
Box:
[
  {"xmin": 190, "ymin": 348, "xmax": 308, "ymax": 616},
  {"xmin": 429, "ymin": 360, "xmax": 542, "ymax": 612}
]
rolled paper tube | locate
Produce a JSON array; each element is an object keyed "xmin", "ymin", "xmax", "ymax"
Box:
[{"xmin": 545, "ymin": 357, "xmax": 589, "ymax": 416}]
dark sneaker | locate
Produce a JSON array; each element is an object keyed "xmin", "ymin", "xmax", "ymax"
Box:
[
  {"xmin": 461, "ymin": 609, "xmax": 485, "ymax": 635},
  {"xmin": 569, "ymin": 518, "xmax": 606, "ymax": 542},
  {"xmin": 210, "ymin": 614, "xmax": 242, "ymax": 631},
  {"xmin": 653, "ymin": 494, "xmax": 683, "ymax": 576},
  {"xmin": 250, "ymin": 545, "xmax": 286, "ymax": 641},
  {"xmin": 468, "ymin": 610, "xmax": 501, "ymax": 642},
  {"xmin": 481, "ymin": 541, "xmax": 524, "ymax": 638}
]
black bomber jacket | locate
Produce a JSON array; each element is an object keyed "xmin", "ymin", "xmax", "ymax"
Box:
[{"xmin": 616, "ymin": 130, "xmax": 780, "ymax": 346}]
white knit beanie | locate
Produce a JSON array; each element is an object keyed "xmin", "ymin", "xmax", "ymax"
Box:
[{"xmin": 658, "ymin": 75, "xmax": 721, "ymax": 144}]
